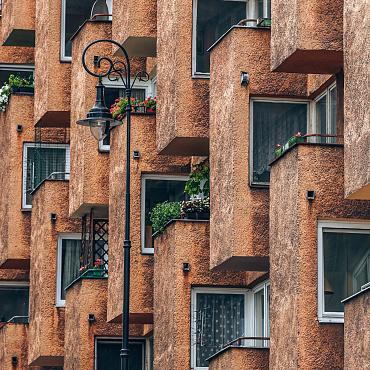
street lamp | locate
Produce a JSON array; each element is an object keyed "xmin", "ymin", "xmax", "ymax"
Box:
[{"xmin": 76, "ymin": 38, "xmax": 149, "ymax": 370}]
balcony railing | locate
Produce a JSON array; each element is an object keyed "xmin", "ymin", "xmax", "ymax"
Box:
[{"xmin": 222, "ymin": 336, "xmax": 270, "ymax": 349}]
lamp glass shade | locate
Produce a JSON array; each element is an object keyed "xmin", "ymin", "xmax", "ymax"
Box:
[{"xmin": 89, "ymin": 120, "xmax": 108, "ymax": 142}]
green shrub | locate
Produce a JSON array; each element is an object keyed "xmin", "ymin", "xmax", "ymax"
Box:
[{"xmin": 149, "ymin": 201, "xmax": 181, "ymax": 237}]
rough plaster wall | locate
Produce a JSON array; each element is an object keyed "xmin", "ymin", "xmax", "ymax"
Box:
[
  {"xmin": 0, "ymin": 95, "xmax": 34, "ymax": 267},
  {"xmin": 343, "ymin": 0, "xmax": 370, "ymax": 198},
  {"xmin": 209, "ymin": 27, "xmax": 307, "ymax": 270},
  {"xmin": 0, "ymin": 324, "xmax": 31, "ymax": 370},
  {"xmin": 112, "ymin": 0, "xmax": 156, "ymax": 43},
  {"xmin": 108, "ymin": 114, "xmax": 191, "ymax": 322},
  {"xmin": 154, "ymin": 221, "xmax": 247, "ymax": 369},
  {"xmin": 208, "ymin": 347, "xmax": 269, "ymax": 370},
  {"xmin": 344, "ymin": 290, "xmax": 370, "ymax": 369},
  {"xmin": 2, "ymin": 0, "xmax": 35, "ymax": 42},
  {"xmin": 34, "ymin": 0, "xmax": 71, "ymax": 124},
  {"xmin": 0, "ymin": 18, "xmax": 34, "ymax": 62},
  {"xmin": 29, "ymin": 181, "xmax": 80, "ymax": 365},
  {"xmin": 270, "ymin": 145, "xmax": 370, "ymax": 369},
  {"xmin": 156, "ymin": 0, "xmax": 209, "ymax": 153}
]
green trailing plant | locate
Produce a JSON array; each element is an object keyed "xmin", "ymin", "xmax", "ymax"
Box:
[
  {"xmin": 139, "ymin": 96, "xmax": 156, "ymax": 110},
  {"xmin": 184, "ymin": 158, "xmax": 210, "ymax": 198},
  {"xmin": 110, "ymin": 97, "xmax": 140, "ymax": 119},
  {"xmin": 8, "ymin": 74, "xmax": 34, "ymax": 88},
  {"xmin": 149, "ymin": 201, "xmax": 181, "ymax": 237},
  {"xmin": 0, "ymin": 84, "xmax": 10, "ymax": 112}
]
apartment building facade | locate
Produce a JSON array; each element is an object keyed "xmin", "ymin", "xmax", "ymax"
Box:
[{"xmin": 0, "ymin": 0, "xmax": 369, "ymax": 369}]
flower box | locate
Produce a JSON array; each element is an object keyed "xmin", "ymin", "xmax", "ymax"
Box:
[{"xmin": 288, "ymin": 135, "xmax": 305, "ymax": 147}]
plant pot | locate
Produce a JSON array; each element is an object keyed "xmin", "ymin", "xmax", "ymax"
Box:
[
  {"xmin": 134, "ymin": 106, "xmax": 146, "ymax": 113},
  {"xmin": 9, "ymin": 86, "xmax": 19, "ymax": 93},
  {"xmin": 19, "ymin": 87, "xmax": 34, "ymax": 94},
  {"xmin": 146, "ymin": 107, "xmax": 156, "ymax": 113},
  {"xmin": 275, "ymin": 147, "xmax": 283, "ymax": 157},
  {"xmin": 92, "ymin": 270, "xmax": 103, "ymax": 277},
  {"xmin": 185, "ymin": 211, "xmax": 210, "ymax": 220},
  {"xmin": 288, "ymin": 136, "xmax": 304, "ymax": 147}
]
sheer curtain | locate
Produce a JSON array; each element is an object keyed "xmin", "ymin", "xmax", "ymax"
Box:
[
  {"xmin": 61, "ymin": 239, "xmax": 81, "ymax": 300},
  {"xmin": 252, "ymin": 101, "xmax": 308, "ymax": 183}
]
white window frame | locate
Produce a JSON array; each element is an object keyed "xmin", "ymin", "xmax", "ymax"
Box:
[
  {"xmin": 0, "ymin": 281, "xmax": 30, "ymax": 322},
  {"xmin": 317, "ymin": 220, "xmax": 370, "ymax": 323},
  {"xmin": 141, "ymin": 174, "xmax": 189, "ymax": 254},
  {"xmin": 312, "ymin": 82, "xmax": 337, "ymax": 143},
  {"xmin": 99, "ymin": 79, "xmax": 152, "ymax": 152},
  {"xmin": 0, "ymin": 63, "xmax": 35, "ymax": 76},
  {"xmin": 94, "ymin": 336, "xmax": 149, "ymax": 370},
  {"xmin": 191, "ymin": 287, "xmax": 249, "ymax": 370},
  {"xmin": 56, "ymin": 232, "xmax": 81, "ymax": 307},
  {"xmin": 22, "ymin": 143, "xmax": 70, "ymax": 209},
  {"xmin": 249, "ymin": 97, "xmax": 310, "ymax": 186},
  {"xmin": 252, "ymin": 280, "xmax": 270, "ymax": 348}
]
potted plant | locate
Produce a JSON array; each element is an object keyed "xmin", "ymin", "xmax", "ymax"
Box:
[
  {"xmin": 149, "ymin": 201, "xmax": 181, "ymax": 237},
  {"xmin": 19, "ymin": 75, "xmax": 34, "ymax": 93},
  {"xmin": 140, "ymin": 96, "xmax": 156, "ymax": 113},
  {"xmin": 79, "ymin": 265, "xmax": 88, "ymax": 276},
  {"xmin": 288, "ymin": 131, "xmax": 304, "ymax": 147},
  {"xmin": 92, "ymin": 258, "xmax": 104, "ymax": 276},
  {"xmin": 8, "ymin": 74, "xmax": 21, "ymax": 93},
  {"xmin": 275, "ymin": 143, "xmax": 283, "ymax": 157},
  {"xmin": 110, "ymin": 97, "xmax": 139, "ymax": 120},
  {"xmin": 181, "ymin": 197, "xmax": 210, "ymax": 220},
  {"xmin": 0, "ymin": 84, "xmax": 10, "ymax": 112}
]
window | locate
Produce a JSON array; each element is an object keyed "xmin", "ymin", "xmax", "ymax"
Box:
[
  {"xmin": 99, "ymin": 83, "xmax": 150, "ymax": 152},
  {"xmin": 191, "ymin": 288, "xmax": 247, "ymax": 369},
  {"xmin": 22, "ymin": 143, "xmax": 70, "ymax": 208},
  {"xmin": 253, "ymin": 281, "xmax": 270, "ymax": 347},
  {"xmin": 192, "ymin": 0, "xmax": 247, "ymax": 75},
  {"xmin": 141, "ymin": 175, "xmax": 188, "ymax": 254},
  {"xmin": 56, "ymin": 233, "xmax": 81, "ymax": 307},
  {"xmin": 246, "ymin": 0, "xmax": 271, "ymax": 21},
  {"xmin": 250, "ymin": 99, "xmax": 309, "ymax": 184},
  {"xmin": 318, "ymin": 221, "xmax": 370, "ymax": 323},
  {"xmin": 60, "ymin": 0, "xmax": 113, "ymax": 60},
  {"xmin": 313, "ymin": 84, "xmax": 337, "ymax": 144},
  {"xmin": 95, "ymin": 338, "xmax": 151, "ymax": 370},
  {"xmin": 0, "ymin": 64, "xmax": 34, "ymax": 86},
  {"xmin": 0, "ymin": 283, "xmax": 29, "ymax": 323}
]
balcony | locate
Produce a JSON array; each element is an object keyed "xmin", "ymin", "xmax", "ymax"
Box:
[
  {"xmin": 153, "ymin": 220, "xmax": 247, "ymax": 368},
  {"xmin": 343, "ymin": 0, "xmax": 370, "ymax": 200},
  {"xmin": 33, "ymin": 0, "xmax": 70, "ymax": 126},
  {"xmin": 28, "ymin": 180, "xmax": 80, "ymax": 366},
  {"xmin": 0, "ymin": 94, "xmax": 34, "ymax": 269},
  {"xmin": 269, "ymin": 143, "xmax": 369, "ymax": 369},
  {"xmin": 0, "ymin": 322, "xmax": 29, "ymax": 369},
  {"xmin": 156, "ymin": 0, "xmax": 209, "ymax": 156},
  {"xmin": 208, "ymin": 26, "xmax": 308, "ymax": 271},
  {"xmin": 343, "ymin": 286, "xmax": 370, "ymax": 369},
  {"xmin": 107, "ymin": 113, "xmax": 191, "ymax": 324},
  {"xmin": 1, "ymin": 0, "xmax": 35, "ymax": 47},
  {"xmin": 207, "ymin": 338, "xmax": 269, "ymax": 370},
  {"xmin": 270, "ymin": 0, "xmax": 343, "ymax": 74},
  {"xmin": 112, "ymin": 0, "xmax": 156, "ymax": 57}
]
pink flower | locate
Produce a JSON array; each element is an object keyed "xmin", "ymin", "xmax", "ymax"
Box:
[
  {"xmin": 296, "ymin": 132, "xmax": 302, "ymax": 137},
  {"xmin": 115, "ymin": 99, "xmax": 119, "ymax": 102},
  {"xmin": 276, "ymin": 143, "xmax": 281, "ymax": 147}
]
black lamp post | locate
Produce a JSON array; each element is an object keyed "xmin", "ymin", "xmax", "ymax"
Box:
[{"xmin": 76, "ymin": 39, "xmax": 149, "ymax": 370}]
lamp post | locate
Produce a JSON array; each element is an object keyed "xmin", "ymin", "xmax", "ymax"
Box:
[{"xmin": 76, "ymin": 39, "xmax": 149, "ymax": 370}]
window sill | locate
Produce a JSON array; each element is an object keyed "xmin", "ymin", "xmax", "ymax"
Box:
[
  {"xmin": 21, "ymin": 208, "xmax": 32, "ymax": 212},
  {"xmin": 191, "ymin": 74, "xmax": 210, "ymax": 79},
  {"xmin": 318, "ymin": 316, "xmax": 344, "ymax": 324}
]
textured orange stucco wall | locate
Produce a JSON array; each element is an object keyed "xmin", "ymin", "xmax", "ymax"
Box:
[
  {"xmin": 153, "ymin": 221, "xmax": 248, "ymax": 369},
  {"xmin": 343, "ymin": 289, "xmax": 370, "ymax": 369},
  {"xmin": 271, "ymin": 0, "xmax": 343, "ymax": 74},
  {"xmin": 343, "ymin": 0, "xmax": 370, "ymax": 200},
  {"xmin": 0, "ymin": 323, "xmax": 31, "ymax": 370},
  {"xmin": 0, "ymin": 18, "xmax": 34, "ymax": 63},
  {"xmin": 156, "ymin": 0, "xmax": 209, "ymax": 156},
  {"xmin": 34, "ymin": 0, "xmax": 71, "ymax": 124},
  {"xmin": 112, "ymin": 0, "xmax": 156, "ymax": 44},
  {"xmin": 28, "ymin": 180, "xmax": 80, "ymax": 366},
  {"xmin": 269, "ymin": 144, "xmax": 370, "ymax": 369},
  {"xmin": 208, "ymin": 347, "xmax": 269, "ymax": 370},
  {"xmin": 1, "ymin": 0, "xmax": 35, "ymax": 44},
  {"xmin": 108, "ymin": 114, "xmax": 191, "ymax": 323},
  {"xmin": 209, "ymin": 27, "xmax": 307, "ymax": 271},
  {"xmin": 0, "ymin": 95, "xmax": 34, "ymax": 269}
]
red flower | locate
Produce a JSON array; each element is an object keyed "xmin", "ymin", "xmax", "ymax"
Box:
[
  {"xmin": 154, "ymin": 97, "xmax": 156, "ymax": 99},
  {"xmin": 295, "ymin": 132, "xmax": 302, "ymax": 137},
  {"xmin": 115, "ymin": 99, "xmax": 119, "ymax": 102},
  {"xmin": 276, "ymin": 143, "xmax": 281, "ymax": 147}
]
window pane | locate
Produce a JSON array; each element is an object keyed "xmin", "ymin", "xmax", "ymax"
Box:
[
  {"xmin": 196, "ymin": 0, "xmax": 246, "ymax": 73},
  {"xmin": 0, "ymin": 286, "xmax": 29, "ymax": 322},
  {"xmin": 144, "ymin": 179, "xmax": 188, "ymax": 249},
  {"xmin": 252, "ymin": 101, "xmax": 307, "ymax": 183},
  {"xmin": 0, "ymin": 69, "xmax": 33, "ymax": 86},
  {"xmin": 257, "ymin": 0, "xmax": 264, "ymax": 18},
  {"xmin": 64, "ymin": 0, "xmax": 96, "ymax": 57},
  {"xmin": 96, "ymin": 340, "xmax": 144, "ymax": 370},
  {"xmin": 254, "ymin": 289, "xmax": 264, "ymax": 346},
  {"xmin": 323, "ymin": 231, "xmax": 370, "ymax": 313},
  {"xmin": 61, "ymin": 239, "xmax": 81, "ymax": 300},
  {"xmin": 316, "ymin": 93, "xmax": 327, "ymax": 143},
  {"xmin": 26, "ymin": 146, "xmax": 69, "ymax": 206},
  {"xmin": 329, "ymin": 86, "xmax": 337, "ymax": 143},
  {"xmin": 195, "ymin": 293, "xmax": 245, "ymax": 367}
]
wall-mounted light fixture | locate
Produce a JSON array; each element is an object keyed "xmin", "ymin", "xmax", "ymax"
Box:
[
  {"xmin": 241, "ymin": 71, "xmax": 249, "ymax": 86},
  {"xmin": 11, "ymin": 357, "xmax": 18, "ymax": 364},
  {"xmin": 133, "ymin": 151, "xmax": 140, "ymax": 159},
  {"xmin": 16, "ymin": 124, "xmax": 23, "ymax": 132},
  {"xmin": 182, "ymin": 262, "xmax": 190, "ymax": 272},
  {"xmin": 50, "ymin": 213, "xmax": 57, "ymax": 221},
  {"xmin": 306, "ymin": 190, "xmax": 315, "ymax": 200},
  {"xmin": 88, "ymin": 314, "xmax": 95, "ymax": 323}
]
